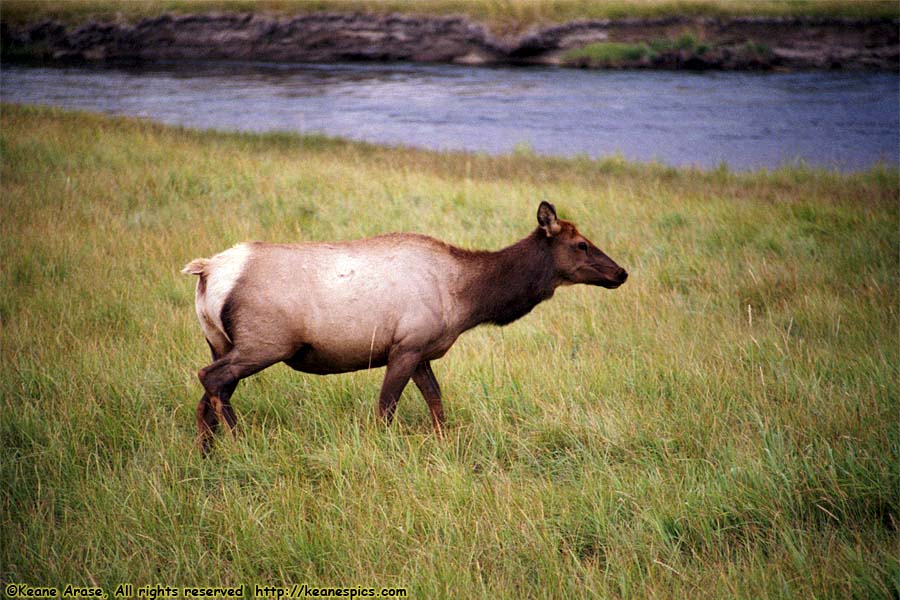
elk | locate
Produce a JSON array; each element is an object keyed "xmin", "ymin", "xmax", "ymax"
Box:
[{"xmin": 183, "ymin": 201, "xmax": 627, "ymax": 452}]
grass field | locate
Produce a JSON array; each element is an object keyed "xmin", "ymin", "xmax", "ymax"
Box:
[
  {"xmin": 1, "ymin": 103, "xmax": 898, "ymax": 598},
  {"xmin": 1, "ymin": 0, "xmax": 897, "ymax": 30}
]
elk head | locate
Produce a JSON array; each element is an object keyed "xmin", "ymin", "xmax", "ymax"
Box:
[{"xmin": 537, "ymin": 201, "xmax": 628, "ymax": 289}]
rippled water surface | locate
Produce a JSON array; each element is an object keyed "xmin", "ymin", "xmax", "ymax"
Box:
[{"xmin": 2, "ymin": 61, "xmax": 897, "ymax": 170}]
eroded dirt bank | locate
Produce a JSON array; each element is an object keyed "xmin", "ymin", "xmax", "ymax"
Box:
[{"xmin": 2, "ymin": 12, "xmax": 897, "ymax": 70}]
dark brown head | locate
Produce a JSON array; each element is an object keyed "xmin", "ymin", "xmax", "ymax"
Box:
[{"xmin": 537, "ymin": 201, "xmax": 628, "ymax": 289}]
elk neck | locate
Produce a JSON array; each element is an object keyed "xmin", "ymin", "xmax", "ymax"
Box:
[{"xmin": 455, "ymin": 229, "xmax": 558, "ymax": 330}]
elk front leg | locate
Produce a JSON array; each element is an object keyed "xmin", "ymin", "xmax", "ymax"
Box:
[
  {"xmin": 412, "ymin": 361, "xmax": 444, "ymax": 434},
  {"xmin": 378, "ymin": 349, "xmax": 421, "ymax": 425}
]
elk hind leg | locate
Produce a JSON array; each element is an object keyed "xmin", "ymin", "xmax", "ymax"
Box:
[
  {"xmin": 196, "ymin": 348, "xmax": 279, "ymax": 452},
  {"xmin": 196, "ymin": 341, "xmax": 224, "ymax": 453},
  {"xmin": 196, "ymin": 393, "xmax": 219, "ymax": 454}
]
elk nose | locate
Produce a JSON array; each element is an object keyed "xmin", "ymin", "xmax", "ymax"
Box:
[{"xmin": 617, "ymin": 268, "xmax": 628, "ymax": 283}]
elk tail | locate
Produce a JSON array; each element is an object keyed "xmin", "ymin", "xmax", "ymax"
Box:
[{"xmin": 181, "ymin": 258, "xmax": 210, "ymax": 276}]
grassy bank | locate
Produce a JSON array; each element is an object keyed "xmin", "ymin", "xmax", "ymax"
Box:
[
  {"xmin": 560, "ymin": 36, "xmax": 773, "ymax": 69},
  {"xmin": 1, "ymin": 0, "xmax": 897, "ymax": 30},
  {"xmin": 1, "ymin": 104, "xmax": 898, "ymax": 598}
]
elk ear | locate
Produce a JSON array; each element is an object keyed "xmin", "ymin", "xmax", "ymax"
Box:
[{"xmin": 537, "ymin": 201, "xmax": 562, "ymax": 237}]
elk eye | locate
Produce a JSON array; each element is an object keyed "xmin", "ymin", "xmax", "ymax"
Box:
[{"xmin": 577, "ymin": 242, "xmax": 588, "ymax": 251}]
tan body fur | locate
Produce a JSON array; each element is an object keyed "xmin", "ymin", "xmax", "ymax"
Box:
[{"xmin": 199, "ymin": 235, "xmax": 467, "ymax": 373}]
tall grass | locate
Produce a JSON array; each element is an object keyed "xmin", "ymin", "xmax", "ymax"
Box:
[
  {"xmin": 1, "ymin": 104, "xmax": 898, "ymax": 598},
  {"xmin": 1, "ymin": 0, "xmax": 897, "ymax": 30}
]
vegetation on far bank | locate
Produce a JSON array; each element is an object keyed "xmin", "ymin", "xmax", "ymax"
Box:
[
  {"xmin": 1, "ymin": 104, "xmax": 898, "ymax": 597},
  {"xmin": 1, "ymin": 0, "xmax": 897, "ymax": 31},
  {"xmin": 561, "ymin": 35, "xmax": 774, "ymax": 69}
]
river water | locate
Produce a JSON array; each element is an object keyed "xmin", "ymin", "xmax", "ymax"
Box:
[{"xmin": 2, "ymin": 61, "xmax": 897, "ymax": 171}]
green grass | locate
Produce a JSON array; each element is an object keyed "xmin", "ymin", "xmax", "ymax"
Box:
[
  {"xmin": 1, "ymin": 104, "xmax": 898, "ymax": 598},
  {"xmin": 562, "ymin": 41, "xmax": 654, "ymax": 65},
  {"xmin": 649, "ymin": 33, "xmax": 703, "ymax": 53},
  {"xmin": 1, "ymin": 0, "xmax": 897, "ymax": 31},
  {"xmin": 562, "ymin": 35, "xmax": 776, "ymax": 67}
]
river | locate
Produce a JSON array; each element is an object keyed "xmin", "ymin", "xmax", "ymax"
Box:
[{"xmin": 2, "ymin": 61, "xmax": 897, "ymax": 171}]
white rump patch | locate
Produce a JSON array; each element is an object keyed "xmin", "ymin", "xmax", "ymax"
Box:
[{"xmin": 196, "ymin": 243, "xmax": 252, "ymax": 345}]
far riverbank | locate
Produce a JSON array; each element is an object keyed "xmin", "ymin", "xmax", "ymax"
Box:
[{"xmin": 2, "ymin": 13, "xmax": 897, "ymax": 71}]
